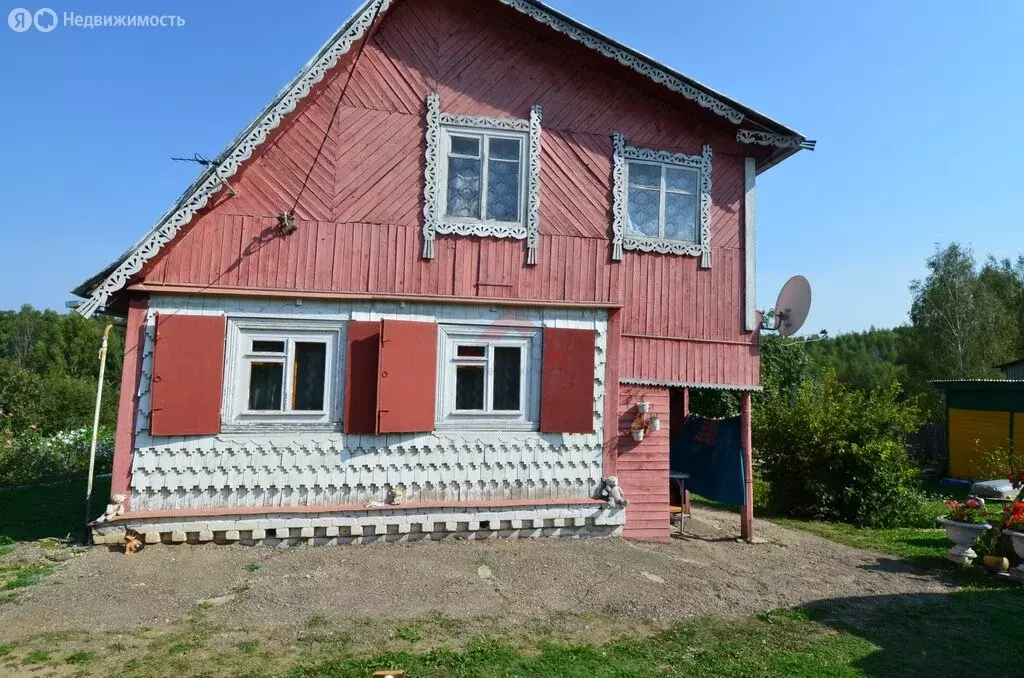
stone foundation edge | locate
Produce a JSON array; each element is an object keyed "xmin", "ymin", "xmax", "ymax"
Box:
[{"xmin": 92, "ymin": 504, "xmax": 625, "ymax": 546}]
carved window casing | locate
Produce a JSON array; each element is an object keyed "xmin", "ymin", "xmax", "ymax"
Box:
[
  {"xmin": 422, "ymin": 93, "xmax": 542, "ymax": 264},
  {"xmin": 611, "ymin": 133, "xmax": 713, "ymax": 267}
]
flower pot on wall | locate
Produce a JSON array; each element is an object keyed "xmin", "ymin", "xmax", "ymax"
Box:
[
  {"xmin": 636, "ymin": 402, "xmax": 650, "ymax": 413},
  {"xmin": 631, "ymin": 428, "xmax": 645, "ymax": 442},
  {"xmin": 938, "ymin": 517, "xmax": 990, "ymax": 564},
  {"xmin": 650, "ymin": 418, "xmax": 661, "ymax": 431},
  {"xmin": 1005, "ymin": 530, "xmax": 1024, "ymax": 582}
]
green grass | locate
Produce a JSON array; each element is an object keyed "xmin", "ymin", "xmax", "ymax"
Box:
[
  {"xmin": 0, "ymin": 562, "xmax": 54, "ymax": 591},
  {"xmin": 65, "ymin": 650, "xmax": 96, "ymax": 665},
  {"xmin": 0, "ymin": 475, "xmax": 111, "ymax": 541},
  {"xmin": 245, "ymin": 562, "xmax": 263, "ymax": 572},
  {"xmin": 774, "ymin": 519, "xmax": 950, "ymax": 562}
]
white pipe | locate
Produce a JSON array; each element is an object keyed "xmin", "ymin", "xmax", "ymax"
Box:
[{"xmin": 85, "ymin": 324, "xmax": 113, "ymax": 534}]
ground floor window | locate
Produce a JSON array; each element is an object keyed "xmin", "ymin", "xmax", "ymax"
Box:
[
  {"xmin": 224, "ymin": 320, "xmax": 341, "ymax": 428},
  {"xmin": 436, "ymin": 324, "xmax": 541, "ymax": 430}
]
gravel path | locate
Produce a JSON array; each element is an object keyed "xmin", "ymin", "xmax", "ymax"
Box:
[{"xmin": 0, "ymin": 507, "xmax": 953, "ymax": 643}]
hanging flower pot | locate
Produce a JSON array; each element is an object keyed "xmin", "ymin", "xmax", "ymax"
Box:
[
  {"xmin": 636, "ymin": 402, "xmax": 650, "ymax": 413},
  {"xmin": 631, "ymin": 428, "xmax": 645, "ymax": 442},
  {"xmin": 649, "ymin": 416, "xmax": 661, "ymax": 432}
]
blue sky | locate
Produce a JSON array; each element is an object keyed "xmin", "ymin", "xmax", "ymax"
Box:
[{"xmin": 0, "ymin": 0, "xmax": 1020, "ymax": 334}]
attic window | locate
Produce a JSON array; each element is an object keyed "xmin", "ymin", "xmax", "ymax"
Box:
[
  {"xmin": 611, "ymin": 133, "xmax": 713, "ymax": 267},
  {"xmin": 422, "ymin": 92, "xmax": 542, "ymax": 264}
]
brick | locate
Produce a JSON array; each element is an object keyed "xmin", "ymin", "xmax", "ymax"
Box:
[
  {"xmin": 349, "ymin": 524, "xmax": 363, "ymax": 536},
  {"xmin": 552, "ymin": 518, "xmax": 566, "ymax": 528},
  {"xmin": 573, "ymin": 517, "xmax": 586, "ymax": 527},
  {"xmin": 251, "ymin": 529, "xmax": 266, "ymax": 540},
  {"xmin": 510, "ymin": 519, "xmax": 524, "ymax": 530},
  {"xmin": 445, "ymin": 522, "xmax": 458, "ymax": 532},
  {"xmin": 224, "ymin": 530, "xmax": 240, "ymax": 541},
  {"xmin": 300, "ymin": 527, "xmax": 314, "ymax": 539},
  {"xmin": 170, "ymin": 531, "xmax": 187, "ymax": 543},
  {"xmin": 144, "ymin": 532, "xmax": 161, "ymax": 544},
  {"xmin": 274, "ymin": 528, "xmax": 289, "ymax": 539},
  {"xmin": 198, "ymin": 530, "xmax": 214, "ymax": 542},
  {"xmin": 325, "ymin": 526, "xmax": 339, "ymax": 537}
]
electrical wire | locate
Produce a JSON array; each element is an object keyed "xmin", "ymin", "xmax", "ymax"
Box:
[{"xmin": 289, "ymin": 0, "xmax": 386, "ymax": 216}]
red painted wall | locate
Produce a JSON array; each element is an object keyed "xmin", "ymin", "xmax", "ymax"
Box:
[
  {"xmin": 616, "ymin": 385, "xmax": 671, "ymax": 541},
  {"xmin": 130, "ymin": 0, "xmax": 760, "ymax": 389}
]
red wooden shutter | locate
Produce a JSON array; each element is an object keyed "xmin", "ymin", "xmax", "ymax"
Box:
[
  {"xmin": 150, "ymin": 314, "xmax": 226, "ymax": 436},
  {"xmin": 540, "ymin": 328, "xmax": 596, "ymax": 434},
  {"xmin": 343, "ymin": 321, "xmax": 380, "ymax": 434},
  {"xmin": 376, "ymin": 320, "xmax": 437, "ymax": 433}
]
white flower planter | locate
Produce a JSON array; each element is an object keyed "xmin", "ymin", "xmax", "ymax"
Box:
[
  {"xmin": 631, "ymin": 429, "xmax": 645, "ymax": 442},
  {"xmin": 938, "ymin": 517, "xmax": 990, "ymax": 564},
  {"xmin": 1004, "ymin": 530, "xmax": 1024, "ymax": 582},
  {"xmin": 636, "ymin": 402, "xmax": 650, "ymax": 413},
  {"xmin": 650, "ymin": 418, "xmax": 661, "ymax": 431}
]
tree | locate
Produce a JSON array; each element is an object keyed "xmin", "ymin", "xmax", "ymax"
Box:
[{"xmin": 904, "ymin": 244, "xmax": 1020, "ymax": 408}]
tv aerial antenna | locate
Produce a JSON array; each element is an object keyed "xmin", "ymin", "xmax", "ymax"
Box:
[{"xmin": 171, "ymin": 153, "xmax": 238, "ymax": 197}]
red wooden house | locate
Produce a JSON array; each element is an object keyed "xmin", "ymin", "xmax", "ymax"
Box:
[{"xmin": 74, "ymin": 0, "xmax": 812, "ymax": 545}]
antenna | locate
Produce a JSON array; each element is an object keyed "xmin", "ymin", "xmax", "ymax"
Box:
[
  {"xmin": 763, "ymin": 275, "xmax": 812, "ymax": 337},
  {"xmin": 170, "ymin": 153, "xmax": 238, "ymax": 197}
]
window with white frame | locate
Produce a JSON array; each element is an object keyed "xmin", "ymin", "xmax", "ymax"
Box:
[
  {"xmin": 421, "ymin": 93, "xmax": 543, "ymax": 263},
  {"xmin": 435, "ymin": 325, "xmax": 541, "ymax": 430},
  {"xmin": 223, "ymin": 321, "xmax": 341, "ymax": 428},
  {"xmin": 442, "ymin": 127, "xmax": 527, "ymax": 225},
  {"xmin": 626, "ymin": 161, "xmax": 699, "ymax": 242},
  {"xmin": 611, "ymin": 133, "xmax": 713, "ymax": 265}
]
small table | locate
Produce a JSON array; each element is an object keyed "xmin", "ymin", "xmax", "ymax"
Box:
[{"xmin": 669, "ymin": 472, "xmax": 690, "ymax": 535}]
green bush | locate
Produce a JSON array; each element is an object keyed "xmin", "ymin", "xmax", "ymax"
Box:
[
  {"xmin": 755, "ymin": 371, "xmax": 926, "ymax": 528},
  {"xmin": 0, "ymin": 414, "xmax": 114, "ymax": 487}
]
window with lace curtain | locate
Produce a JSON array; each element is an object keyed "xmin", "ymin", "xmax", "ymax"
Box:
[{"xmin": 440, "ymin": 126, "xmax": 527, "ymax": 226}]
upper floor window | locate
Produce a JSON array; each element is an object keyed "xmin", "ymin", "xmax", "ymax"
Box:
[
  {"xmin": 421, "ymin": 92, "xmax": 543, "ymax": 264},
  {"xmin": 627, "ymin": 161, "xmax": 699, "ymax": 242},
  {"xmin": 611, "ymin": 133, "xmax": 713, "ymax": 267},
  {"xmin": 442, "ymin": 128, "xmax": 526, "ymax": 224}
]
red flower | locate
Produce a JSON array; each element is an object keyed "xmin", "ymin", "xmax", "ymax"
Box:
[{"xmin": 965, "ymin": 498, "xmax": 981, "ymax": 508}]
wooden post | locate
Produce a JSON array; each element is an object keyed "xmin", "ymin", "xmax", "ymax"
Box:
[
  {"xmin": 740, "ymin": 390, "xmax": 754, "ymax": 540},
  {"xmin": 682, "ymin": 387, "xmax": 691, "ymax": 513}
]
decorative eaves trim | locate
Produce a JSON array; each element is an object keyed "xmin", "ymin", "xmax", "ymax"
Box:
[
  {"xmin": 497, "ymin": 0, "xmax": 744, "ymax": 124},
  {"xmin": 611, "ymin": 133, "xmax": 713, "ymax": 267},
  {"xmin": 422, "ymin": 93, "xmax": 542, "ymax": 264},
  {"xmin": 620, "ymin": 377, "xmax": 762, "ymax": 392},
  {"xmin": 737, "ymin": 129, "xmax": 815, "ymax": 150},
  {"xmin": 74, "ymin": 0, "xmax": 392, "ymax": 318}
]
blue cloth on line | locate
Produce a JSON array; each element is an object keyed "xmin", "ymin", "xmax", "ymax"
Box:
[{"xmin": 670, "ymin": 414, "xmax": 746, "ymax": 505}]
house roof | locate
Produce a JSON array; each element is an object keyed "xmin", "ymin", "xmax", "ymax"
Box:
[
  {"xmin": 72, "ymin": 0, "xmax": 814, "ymax": 317},
  {"xmin": 995, "ymin": 357, "xmax": 1024, "ymax": 369},
  {"xmin": 931, "ymin": 379, "xmax": 1024, "ymax": 390}
]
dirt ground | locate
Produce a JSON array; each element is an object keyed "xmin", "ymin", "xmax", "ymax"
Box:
[{"xmin": 0, "ymin": 506, "xmax": 952, "ymax": 648}]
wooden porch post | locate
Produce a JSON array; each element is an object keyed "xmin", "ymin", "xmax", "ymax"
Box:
[
  {"xmin": 681, "ymin": 387, "xmax": 691, "ymax": 513},
  {"xmin": 740, "ymin": 390, "xmax": 754, "ymax": 539}
]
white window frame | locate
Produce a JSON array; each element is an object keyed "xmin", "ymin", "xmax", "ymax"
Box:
[
  {"xmin": 222, "ymin": 318, "xmax": 343, "ymax": 431},
  {"xmin": 611, "ymin": 133, "xmax": 713, "ymax": 267},
  {"xmin": 421, "ymin": 92, "xmax": 543, "ymax": 264},
  {"xmin": 435, "ymin": 324, "xmax": 541, "ymax": 431},
  {"xmin": 439, "ymin": 126, "xmax": 528, "ymax": 229},
  {"xmin": 625, "ymin": 160, "xmax": 700, "ymax": 242}
]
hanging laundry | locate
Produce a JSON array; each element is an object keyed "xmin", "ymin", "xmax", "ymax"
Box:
[{"xmin": 670, "ymin": 414, "xmax": 745, "ymax": 505}]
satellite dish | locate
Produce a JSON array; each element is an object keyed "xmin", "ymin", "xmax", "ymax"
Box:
[{"xmin": 772, "ymin": 275, "xmax": 811, "ymax": 337}]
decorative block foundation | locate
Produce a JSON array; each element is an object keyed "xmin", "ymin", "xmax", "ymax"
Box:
[{"xmin": 92, "ymin": 503, "xmax": 625, "ymax": 547}]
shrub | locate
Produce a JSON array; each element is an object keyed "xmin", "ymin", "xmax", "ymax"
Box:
[
  {"xmin": 0, "ymin": 412, "xmax": 114, "ymax": 486},
  {"xmin": 755, "ymin": 370, "xmax": 926, "ymax": 528}
]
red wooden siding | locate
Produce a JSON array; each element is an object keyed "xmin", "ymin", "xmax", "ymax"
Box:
[
  {"xmin": 539, "ymin": 328, "xmax": 596, "ymax": 434},
  {"xmin": 133, "ymin": 0, "xmax": 760, "ymax": 388},
  {"xmin": 616, "ymin": 386, "xmax": 670, "ymax": 541},
  {"xmin": 377, "ymin": 320, "xmax": 438, "ymax": 433},
  {"xmin": 344, "ymin": 320, "xmax": 380, "ymax": 434},
  {"xmin": 149, "ymin": 314, "xmax": 226, "ymax": 436}
]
